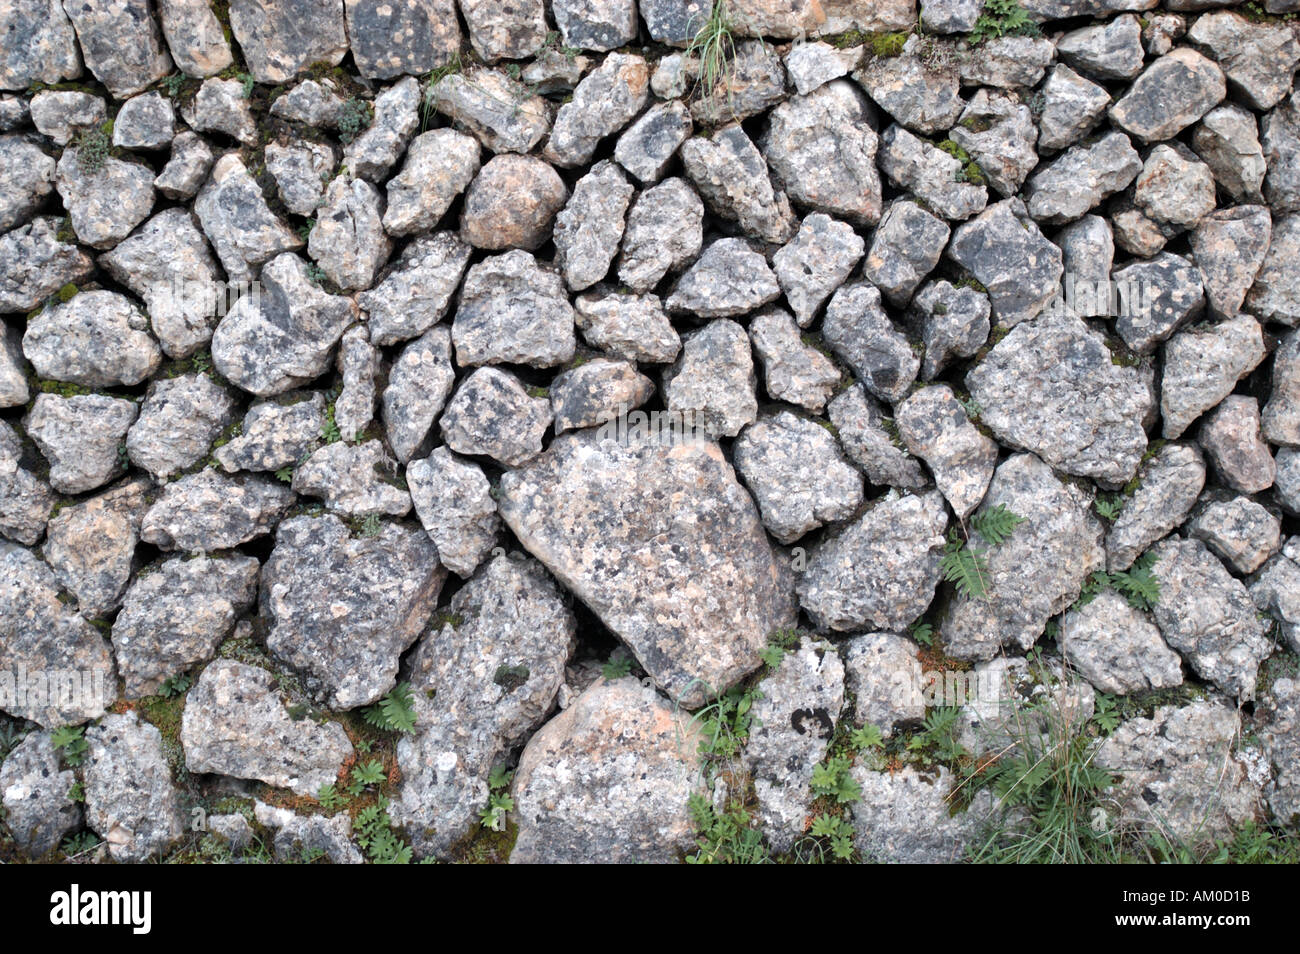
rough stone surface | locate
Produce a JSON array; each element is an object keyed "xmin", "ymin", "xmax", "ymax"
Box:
[
  {"xmin": 83, "ymin": 712, "xmax": 184, "ymax": 862},
  {"xmin": 407, "ymin": 447, "xmax": 500, "ymax": 578},
  {"xmin": 1060, "ymin": 589, "xmax": 1184, "ymax": 695}
]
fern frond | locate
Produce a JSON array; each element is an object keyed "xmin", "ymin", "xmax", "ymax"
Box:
[
  {"xmin": 941, "ymin": 532, "xmax": 991, "ymax": 600},
  {"xmin": 970, "ymin": 504, "xmax": 1025, "ymax": 546}
]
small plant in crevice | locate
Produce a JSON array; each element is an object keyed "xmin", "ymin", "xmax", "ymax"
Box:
[
  {"xmin": 158, "ymin": 672, "xmax": 193, "ymax": 698},
  {"xmin": 941, "ymin": 504, "xmax": 1025, "ymax": 601},
  {"xmin": 682, "ymin": 0, "xmax": 738, "ymax": 107},
  {"xmin": 316, "ymin": 783, "xmax": 346, "ymax": 812},
  {"xmin": 73, "ymin": 123, "xmax": 113, "ymax": 174},
  {"xmin": 347, "ymin": 758, "xmax": 387, "ymax": 796},
  {"xmin": 1073, "ymin": 550, "xmax": 1161, "ymax": 613},
  {"xmin": 50, "ymin": 725, "xmax": 88, "ymax": 767},
  {"xmin": 336, "ymin": 96, "xmax": 373, "ymax": 144},
  {"xmin": 479, "ymin": 765, "xmax": 514, "ymax": 833},
  {"xmin": 908, "ymin": 618, "xmax": 935, "ymax": 647},
  {"xmin": 361, "ymin": 681, "xmax": 417, "ymax": 735},
  {"xmin": 601, "ymin": 652, "xmax": 634, "ymax": 680},
  {"xmin": 810, "ymin": 755, "xmax": 862, "ymax": 806},
  {"xmin": 969, "ymin": 0, "xmax": 1040, "ymax": 44},
  {"xmin": 353, "ymin": 796, "xmax": 413, "ymax": 864},
  {"xmin": 1093, "ymin": 493, "xmax": 1125, "ymax": 522}
]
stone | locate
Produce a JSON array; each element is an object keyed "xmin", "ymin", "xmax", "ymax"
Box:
[
  {"xmin": 181, "ymin": 78, "xmax": 255, "ymax": 144},
  {"xmin": 1109, "ymin": 47, "xmax": 1226, "ymax": 144},
  {"xmin": 215, "ymin": 392, "xmax": 326, "ymax": 474},
  {"xmin": 948, "ymin": 89, "xmax": 1039, "ymax": 198},
  {"xmin": 616, "ymin": 177, "xmax": 704, "ymax": 292},
  {"xmin": 854, "ymin": 52, "xmax": 961, "ymax": 135},
  {"xmin": 878, "ymin": 124, "xmax": 986, "ymax": 222},
  {"xmin": 735, "ymin": 411, "xmax": 864, "ymax": 544},
  {"xmin": 1264, "ymin": 329, "xmax": 1300, "ymax": 446},
  {"xmin": 510, "ymin": 678, "xmax": 702, "ymax": 863},
  {"xmin": 452, "ymin": 250, "xmax": 575, "ymax": 369},
  {"xmin": 746, "ymin": 637, "xmax": 845, "ymax": 852},
  {"xmin": 125, "ymin": 372, "xmax": 237, "ymax": 480},
  {"xmin": 154, "ymin": 131, "xmax": 214, "ymax": 200},
  {"xmin": 112, "ymin": 555, "xmax": 260, "ymax": 697},
  {"xmin": 948, "ymin": 199, "xmax": 1063, "ymax": 326},
  {"xmin": 0, "ymin": 0, "xmax": 81, "ymax": 89},
  {"xmin": 1055, "ymin": 215, "xmax": 1115, "ymax": 319},
  {"xmin": 441, "ymin": 367, "xmax": 554, "ymax": 467},
  {"xmin": 665, "ymin": 238, "xmax": 780, "ymax": 319},
  {"xmin": 0, "ymin": 216, "xmax": 92, "ymax": 314},
  {"xmin": 553, "ymin": 160, "xmax": 631, "ymax": 291},
  {"xmin": 228, "ymin": 0, "xmax": 347, "ymax": 83},
  {"xmin": 157, "ymin": 0, "xmax": 233, "ymax": 76},
  {"xmin": 1060, "ymin": 589, "xmax": 1183, "ymax": 695},
  {"xmin": 1189, "ymin": 495, "xmax": 1281, "ymax": 574},
  {"xmin": 23, "ymin": 290, "xmax": 161, "ymax": 387},
  {"xmin": 1160, "ymin": 315, "xmax": 1266, "ymax": 439},
  {"xmin": 270, "ymin": 79, "xmax": 347, "ymax": 127},
  {"xmin": 521, "ymin": 50, "xmax": 590, "ymax": 94},
  {"xmin": 358, "ymin": 232, "xmax": 471, "ymax": 347},
  {"xmin": 863, "ymin": 200, "xmax": 949, "ymax": 306},
  {"xmin": 308, "ymin": 176, "xmax": 391, "ymax": 291},
  {"xmin": 54, "ymin": 148, "xmax": 155, "ymax": 250},
  {"xmin": 332, "ymin": 326, "xmax": 377, "ymax": 442},
  {"xmin": 1056, "ymin": 14, "xmax": 1145, "ymax": 81},
  {"xmin": 771, "ymin": 213, "xmax": 864, "ymax": 327},
  {"xmin": 1276, "ymin": 449, "xmax": 1300, "ymax": 515},
  {"xmin": 263, "ymin": 140, "xmax": 332, "ymax": 218},
  {"xmin": 1097, "ymin": 702, "xmax": 1261, "ymax": 840},
  {"xmin": 1191, "ymin": 205, "xmax": 1272, "ymax": 319},
  {"xmin": 1193, "ymin": 104, "xmax": 1267, "ymax": 203},
  {"xmin": 253, "ymin": 801, "xmax": 363, "ymax": 863},
  {"xmin": 0, "ymin": 423, "xmax": 55, "ymax": 546},
  {"xmin": 553, "ymin": 0, "xmax": 636, "ymax": 50},
  {"xmin": 342, "ymin": 76, "xmax": 420, "ymax": 182},
  {"xmin": 910, "ymin": 280, "xmax": 990, "ymax": 380},
  {"xmin": 262, "ymin": 513, "xmax": 446, "ymax": 709},
  {"xmin": 1133, "ymin": 144, "xmax": 1217, "ymax": 233},
  {"xmin": 613, "ymin": 100, "xmax": 692, "ymax": 184},
  {"xmin": 921, "ymin": 0, "xmax": 981, "ymax": 31},
  {"xmin": 1187, "ymin": 10, "xmax": 1300, "ymax": 112},
  {"xmin": 0, "ymin": 135, "xmax": 55, "ymax": 233},
  {"xmin": 1257, "ymin": 678, "xmax": 1300, "ymax": 824},
  {"xmin": 211, "ymin": 253, "xmax": 356, "ymax": 397},
  {"xmin": 941, "ymin": 454, "xmax": 1105, "ymax": 661},
  {"xmin": 958, "ymin": 35, "xmax": 1054, "ymax": 89},
  {"xmin": 967, "ymin": 308, "xmax": 1153, "ymax": 485},
  {"xmin": 140, "ymin": 470, "xmax": 296, "ymax": 551},
  {"xmin": 41, "ymin": 478, "xmax": 149, "ymax": 618},
  {"xmin": 459, "ymin": 0, "xmax": 547, "ymax": 60},
  {"xmin": 500, "ymin": 431, "xmax": 795, "ymax": 707},
  {"xmin": 1263, "ymin": 92, "xmax": 1300, "ymax": 214},
  {"xmin": 407, "ymin": 447, "xmax": 500, "ymax": 578},
  {"xmin": 1198, "ymin": 395, "xmax": 1275, "ymax": 494},
  {"xmin": 1112, "ymin": 252, "xmax": 1205, "ymax": 355},
  {"xmin": 460, "ymin": 154, "xmax": 567, "ymax": 253},
  {"xmin": 30, "ymin": 90, "xmax": 105, "ymax": 145},
  {"xmin": 0, "ymin": 540, "xmax": 116, "ymax": 724},
  {"xmin": 550, "ymin": 358, "xmax": 654, "ymax": 433},
  {"xmin": 662, "ymin": 318, "xmax": 758, "ymax": 439},
  {"xmin": 391, "ymin": 552, "xmax": 574, "ymax": 856},
  {"xmin": 688, "ymin": 40, "xmax": 785, "ymax": 126},
  {"xmin": 827, "ymin": 383, "xmax": 930, "ymax": 490},
  {"xmin": 24, "ymin": 393, "xmax": 137, "ymax": 493},
  {"xmin": 61, "ymin": 0, "xmax": 171, "ymax": 97},
  {"xmin": 785, "ymin": 41, "xmax": 859, "ymax": 94},
  {"xmin": 896, "ymin": 385, "xmax": 997, "ymax": 519},
  {"xmin": 850, "ymin": 764, "xmax": 994, "ymax": 863},
  {"xmin": 182, "ymin": 660, "xmax": 353, "ymax": 794},
  {"xmin": 574, "ymin": 290, "xmax": 681, "ymax": 364},
  {"xmin": 681, "ymin": 125, "xmax": 796, "ymax": 245},
  {"xmin": 1248, "ymin": 213, "xmax": 1300, "ymax": 325},
  {"xmin": 842, "ymin": 631, "xmax": 925, "ymax": 737},
  {"xmin": 0, "ymin": 321, "xmax": 25, "ymax": 407},
  {"xmin": 1150, "ymin": 537, "xmax": 1272, "ymax": 701},
  {"xmin": 382, "ymin": 129, "xmax": 479, "ymax": 236},
  {"xmin": 1107, "ymin": 442, "xmax": 1205, "ymax": 572},
  {"xmin": 1037, "ymin": 65, "xmax": 1111, "ymax": 152},
  {"xmin": 1251, "ymin": 545, "xmax": 1300, "ymax": 652},
  {"xmin": 113, "ymin": 92, "xmax": 175, "ymax": 150},
  {"xmin": 748, "ymin": 307, "xmax": 841, "ymax": 413},
  {"xmin": 345, "ymin": 0, "xmax": 460, "ymax": 78},
  {"xmin": 431, "ymin": 67, "xmax": 551, "ymax": 154},
  {"xmin": 98, "ymin": 208, "xmax": 225, "ymax": 359},
  {"xmin": 0, "ymin": 731, "xmax": 81, "ymax": 857},
  {"xmin": 195, "ymin": 155, "xmax": 302, "ymax": 284},
  {"xmin": 292, "ymin": 440, "xmax": 412, "ymax": 517},
  {"xmin": 544, "ymin": 53, "xmax": 649, "ymax": 168},
  {"xmin": 798, "ymin": 490, "xmax": 948, "ymax": 633},
  {"xmin": 822, "ymin": 281, "xmax": 919, "ymax": 404},
  {"xmin": 1024, "ymin": 131, "xmax": 1143, "ymax": 225},
  {"xmin": 83, "ymin": 713, "xmax": 184, "ymax": 862},
  {"xmin": 382, "ymin": 326, "xmax": 454, "ymax": 463}
]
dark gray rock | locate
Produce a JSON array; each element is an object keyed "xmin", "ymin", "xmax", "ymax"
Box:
[{"xmin": 440, "ymin": 367, "xmax": 554, "ymax": 466}]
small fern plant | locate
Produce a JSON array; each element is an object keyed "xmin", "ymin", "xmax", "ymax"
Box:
[
  {"xmin": 362, "ymin": 681, "xmax": 417, "ymax": 734},
  {"xmin": 941, "ymin": 504, "xmax": 1025, "ymax": 601}
]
